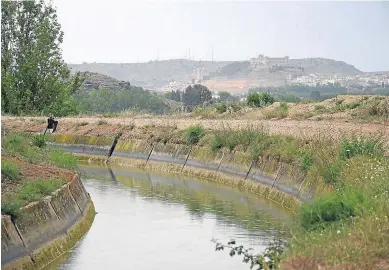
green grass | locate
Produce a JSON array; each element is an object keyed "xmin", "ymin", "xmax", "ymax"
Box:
[
  {"xmin": 1, "ymin": 178, "xmax": 66, "ymax": 217},
  {"xmin": 49, "ymin": 149, "xmax": 78, "ymax": 169},
  {"xmin": 284, "ymin": 156, "xmax": 389, "ymax": 269},
  {"xmin": 299, "ymin": 189, "xmax": 366, "ymax": 231},
  {"xmin": 3, "ymin": 134, "xmax": 79, "ymax": 170},
  {"xmin": 1, "ymin": 160, "xmax": 20, "ymax": 180},
  {"xmin": 3, "ymin": 134, "xmax": 44, "ymax": 163},
  {"xmin": 31, "ymin": 134, "xmax": 47, "ymax": 148}
]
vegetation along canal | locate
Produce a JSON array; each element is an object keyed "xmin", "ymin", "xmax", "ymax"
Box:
[{"xmin": 43, "ymin": 163, "xmax": 293, "ymax": 270}]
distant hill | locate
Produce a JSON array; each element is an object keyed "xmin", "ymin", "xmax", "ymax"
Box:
[
  {"xmin": 70, "ymin": 60, "xmax": 232, "ymax": 89},
  {"xmin": 69, "ymin": 57, "xmax": 363, "ymax": 93}
]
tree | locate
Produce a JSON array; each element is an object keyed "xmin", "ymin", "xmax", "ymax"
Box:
[
  {"xmin": 1, "ymin": 0, "xmax": 77, "ymax": 116},
  {"xmin": 218, "ymin": 91, "xmax": 233, "ymax": 102},
  {"xmin": 247, "ymin": 92, "xmax": 275, "ymax": 107},
  {"xmin": 258, "ymin": 92, "xmax": 275, "ymax": 105},
  {"xmin": 247, "ymin": 92, "xmax": 261, "ymax": 107},
  {"xmin": 182, "ymin": 84, "xmax": 212, "ymax": 111}
]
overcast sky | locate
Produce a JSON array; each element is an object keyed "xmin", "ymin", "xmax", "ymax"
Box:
[{"xmin": 53, "ymin": 1, "xmax": 389, "ymax": 72}]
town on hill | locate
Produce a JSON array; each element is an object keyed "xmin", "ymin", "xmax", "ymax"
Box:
[{"xmin": 69, "ymin": 54, "xmax": 389, "ymax": 95}]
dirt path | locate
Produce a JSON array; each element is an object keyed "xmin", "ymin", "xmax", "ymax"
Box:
[{"xmin": 2, "ymin": 116, "xmax": 388, "ymax": 140}]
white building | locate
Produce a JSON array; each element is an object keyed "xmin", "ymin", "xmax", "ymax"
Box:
[{"xmin": 250, "ymin": 54, "xmax": 290, "ymax": 69}]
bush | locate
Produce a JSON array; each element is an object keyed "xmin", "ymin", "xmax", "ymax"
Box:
[
  {"xmin": 247, "ymin": 92, "xmax": 261, "ymax": 107},
  {"xmin": 186, "ymin": 125, "xmax": 205, "ymax": 145},
  {"xmin": 339, "ymin": 137, "xmax": 384, "ymax": 160},
  {"xmin": 314, "ymin": 105, "xmax": 326, "ymax": 112},
  {"xmin": 49, "ymin": 149, "xmax": 78, "ymax": 169},
  {"xmin": 77, "ymin": 121, "xmax": 89, "ymax": 126},
  {"xmin": 216, "ymin": 103, "xmax": 227, "ymax": 113},
  {"xmin": 211, "ymin": 134, "xmax": 224, "ymax": 152},
  {"xmin": 264, "ymin": 103, "xmax": 289, "ymax": 119},
  {"xmin": 299, "ymin": 153, "xmax": 313, "ymax": 171},
  {"xmin": 323, "ymin": 160, "xmax": 343, "ymax": 186},
  {"xmin": 300, "ymin": 189, "xmax": 366, "ymax": 231},
  {"xmin": 1, "ymin": 160, "xmax": 20, "ymax": 180},
  {"xmin": 31, "ymin": 134, "xmax": 47, "ymax": 148},
  {"xmin": 1, "ymin": 200, "xmax": 22, "ymax": 217},
  {"xmin": 97, "ymin": 119, "xmax": 108, "ymax": 125}
]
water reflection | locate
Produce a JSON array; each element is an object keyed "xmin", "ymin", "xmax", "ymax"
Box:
[{"xmin": 44, "ymin": 164, "xmax": 293, "ymax": 270}]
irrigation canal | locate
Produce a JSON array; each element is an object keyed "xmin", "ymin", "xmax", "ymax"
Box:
[{"xmin": 43, "ymin": 163, "xmax": 293, "ymax": 270}]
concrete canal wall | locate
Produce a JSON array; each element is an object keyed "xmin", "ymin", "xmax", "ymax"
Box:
[
  {"xmin": 48, "ymin": 134, "xmax": 327, "ymax": 210},
  {"xmin": 1, "ymin": 174, "xmax": 95, "ymax": 270}
]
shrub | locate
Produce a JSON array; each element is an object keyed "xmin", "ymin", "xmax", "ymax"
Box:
[
  {"xmin": 247, "ymin": 93, "xmax": 261, "ymax": 107},
  {"xmin": 230, "ymin": 103, "xmax": 242, "ymax": 112},
  {"xmin": 323, "ymin": 160, "xmax": 343, "ymax": 186},
  {"xmin": 186, "ymin": 125, "xmax": 205, "ymax": 145},
  {"xmin": 264, "ymin": 103, "xmax": 289, "ymax": 119},
  {"xmin": 299, "ymin": 153, "xmax": 313, "ymax": 171},
  {"xmin": 211, "ymin": 134, "xmax": 224, "ymax": 152},
  {"xmin": 31, "ymin": 134, "xmax": 47, "ymax": 148},
  {"xmin": 1, "ymin": 160, "xmax": 20, "ymax": 180},
  {"xmin": 339, "ymin": 137, "xmax": 384, "ymax": 160},
  {"xmin": 314, "ymin": 105, "xmax": 326, "ymax": 112},
  {"xmin": 77, "ymin": 121, "xmax": 89, "ymax": 126},
  {"xmin": 49, "ymin": 149, "xmax": 78, "ymax": 169},
  {"xmin": 1, "ymin": 200, "xmax": 22, "ymax": 217},
  {"xmin": 97, "ymin": 119, "xmax": 108, "ymax": 125},
  {"xmin": 259, "ymin": 92, "xmax": 275, "ymax": 106},
  {"xmin": 346, "ymin": 101, "xmax": 362, "ymax": 109},
  {"xmin": 216, "ymin": 103, "xmax": 227, "ymax": 113},
  {"xmin": 300, "ymin": 189, "xmax": 366, "ymax": 231}
]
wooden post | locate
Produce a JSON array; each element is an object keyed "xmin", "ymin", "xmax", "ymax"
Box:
[
  {"xmin": 146, "ymin": 142, "xmax": 156, "ymax": 164},
  {"xmin": 244, "ymin": 160, "xmax": 254, "ymax": 180},
  {"xmin": 181, "ymin": 145, "xmax": 193, "ymax": 172},
  {"xmin": 297, "ymin": 175, "xmax": 307, "ymax": 199},
  {"xmin": 216, "ymin": 151, "xmax": 225, "ymax": 173},
  {"xmin": 271, "ymin": 163, "xmax": 282, "ymax": 190}
]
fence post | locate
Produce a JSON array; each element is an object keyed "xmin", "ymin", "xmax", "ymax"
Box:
[
  {"xmin": 181, "ymin": 145, "xmax": 193, "ymax": 172},
  {"xmin": 146, "ymin": 142, "xmax": 156, "ymax": 164},
  {"xmin": 244, "ymin": 160, "xmax": 254, "ymax": 180},
  {"xmin": 297, "ymin": 174, "xmax": 307, "ymax": 199},
  {"xmin": 271, "ymin": 162, "xmax": 282, "ymax": 190},
  {"xmin": 216, "ymin": 151, "xmax": 225, "ymax": 173}
]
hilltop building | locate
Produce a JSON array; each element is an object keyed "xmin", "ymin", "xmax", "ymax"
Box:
[{"xmin": 250, "ymin": 54, "xmax": 316, "ymax": 70}]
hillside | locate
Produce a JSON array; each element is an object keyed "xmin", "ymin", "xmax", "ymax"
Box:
[
  {"xmin": 73, "ymin": 72, "xmax": 181, "ymax": 114},
  {"xmin": 70, "ymin": 60, "xmax": 232, "ymax": 89},
  {"xmin": 69, "ymin": 57, "xmax": 363, "ymax": 93}
]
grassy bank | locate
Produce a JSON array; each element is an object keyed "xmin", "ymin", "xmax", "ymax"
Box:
[
  {"xmin": 1, "ymin": 134, "xmax": 79, "ymax": 217},
  {"xmin": 184, "ymin": 126, "xmax": 388, "ymax": 269}
]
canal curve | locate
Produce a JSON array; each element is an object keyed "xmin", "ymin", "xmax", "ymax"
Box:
[{"xmin": 43, "ymin": 163, "xmax": 293, "ymax": 270}]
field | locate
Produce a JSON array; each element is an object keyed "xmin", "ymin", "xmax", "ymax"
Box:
[{"xmin": 2, "ymin": 95, "xmax": 389, "ymax": 150}]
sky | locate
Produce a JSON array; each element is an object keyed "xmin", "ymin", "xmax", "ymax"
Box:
[{"xmin": 53, "ymin": 0, "xmax": 389, "ymax": 72}]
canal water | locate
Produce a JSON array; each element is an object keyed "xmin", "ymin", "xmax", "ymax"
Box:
[{"xmin": 44, "ymin": 163, "xmax": 293, "ymax": 270}]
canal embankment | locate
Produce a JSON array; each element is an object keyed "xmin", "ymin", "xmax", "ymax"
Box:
[{"xmin": 1, "ymin": 135, "xmax": 96, "ymax": 270}]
